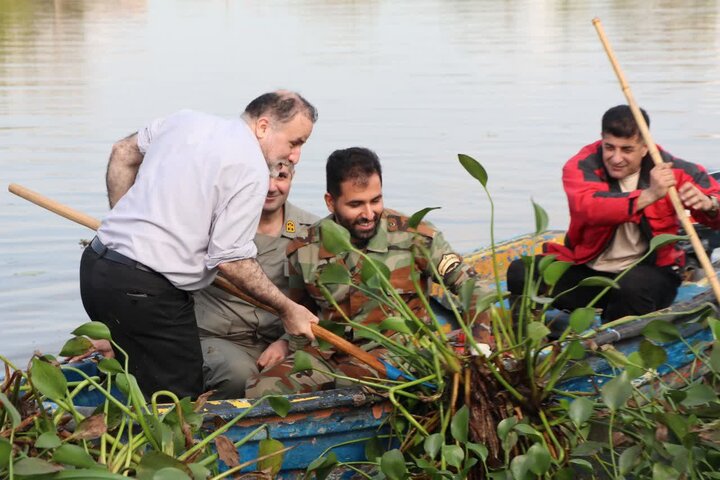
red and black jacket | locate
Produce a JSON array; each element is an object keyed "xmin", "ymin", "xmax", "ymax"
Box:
[{"xmin": 545, "ymin": 140, "xmax": 720, "ymax": 268}]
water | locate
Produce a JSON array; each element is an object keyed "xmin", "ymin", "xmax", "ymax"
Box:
[{"xmin": 1, "ymin": 0, "xmax": 718, "ymax": 364}]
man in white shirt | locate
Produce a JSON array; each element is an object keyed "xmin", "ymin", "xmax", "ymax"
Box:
[{"xmin": 79, "ymin": 91, "xmax": 320, "ymax": 398}]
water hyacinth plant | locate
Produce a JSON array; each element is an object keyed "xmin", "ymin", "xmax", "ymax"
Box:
[
  {"xmin": 0, "ymin": 321, "xmax": 292, "ymax": 479},
  {"xmin": 301, "ymin": 154, "xmax": 720, "ymax": 479}
]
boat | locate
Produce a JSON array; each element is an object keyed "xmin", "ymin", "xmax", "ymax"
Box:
[{"xmin": 63, "ymin": 229, "xmax": 719, "ymax": 478}]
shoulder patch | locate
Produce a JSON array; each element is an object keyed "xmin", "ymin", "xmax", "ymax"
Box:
[{"xmin": 437, "ymin": 253, "xmax": 462, "ymax": 277}]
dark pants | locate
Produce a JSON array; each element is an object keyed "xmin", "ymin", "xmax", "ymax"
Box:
[
  {"xmin": 506, "ymin": 256, "xmax": 682, "ymax": 321},
  {"xmin": 79, "ymin": 246, "xmax": 204, "ymax": 399}
]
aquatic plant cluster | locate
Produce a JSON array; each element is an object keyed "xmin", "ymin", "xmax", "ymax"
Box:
[
  {"xmin": 300, "ymin": 154, "xmax": 720, "ymax": 479},
  {"xmin": 0, "ymin": 321, "xmax": 293, "ymax": 479},
  {"xmin": 2, "ymin": 155, "xmax": 720, "ymax": 479}
]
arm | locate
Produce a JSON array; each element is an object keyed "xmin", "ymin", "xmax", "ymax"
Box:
[
  {"xmin": 106, "ymin": 133, "xmax": 144, "ymax": 208},
  {"xmin": 218, "ymin": 259, "xmax": 318, "ymax": 340}
]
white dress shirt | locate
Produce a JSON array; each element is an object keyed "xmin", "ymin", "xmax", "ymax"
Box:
[{"xmin": 98, "ymin": 110, "xmax": 269, "ymax": 290}]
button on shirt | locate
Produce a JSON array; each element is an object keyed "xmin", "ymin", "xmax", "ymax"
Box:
[{"xmin": 97, "ymin": 110, "xmax": 269, "ymax": 290}]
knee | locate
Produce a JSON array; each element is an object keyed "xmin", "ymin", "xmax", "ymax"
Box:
[{"xmin": 506, "ymin": 258, "xmax": 530, "ymax": 294}]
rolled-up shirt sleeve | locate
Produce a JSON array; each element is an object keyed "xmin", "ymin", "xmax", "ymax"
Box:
[
  {"xmin": 136, "ymin": 116, "xmax": 167, "ymax": 154},
  {"xmin": 205, "ymin": 179, "xmax": 268, "ymax": 269}
]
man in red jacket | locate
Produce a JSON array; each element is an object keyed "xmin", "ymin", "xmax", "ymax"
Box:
[{"xmin": 508, "ymin": 105, "xmax": 720, "ymax": 321}]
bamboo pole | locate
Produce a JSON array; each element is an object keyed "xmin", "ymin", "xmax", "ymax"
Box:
[
  {"xmin": 592, "ymin": 18, "xmax": 720, "ymax": 305},
  {"xmin": 7, "ymin": 182, "xmax": 388, "ymax": 376}
]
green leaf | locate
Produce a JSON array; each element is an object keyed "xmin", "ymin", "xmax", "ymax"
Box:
[
  {"xmin": 656, "ymin": 413, "xmax": 690, "ymax": 441},
  {"xmin": 187, "ymin": 463, "xmax": 211, "ymax": 480},
  {"xmin": 625, "ymin": 352, "xmax": 646, "ymax": 379},
  {"xmin": 0, "ymin": 392, "xmax": 21, "ymax": 428},
  {"xmin": 380, "ymin": 449, "xmax": 408, "ymax": 480},
  {"xmin": 408, "ymin": 207, "xmax": 441, "ymax": 229},
  {"xmin": 569, "ymin": 307, "xmax": 596, "ymax": 333},
  {"xmin": 569, "ymin": 458, "xmax": 594, "ymax": 470},
  {"xmin": 59, "ymin": 336, "xmax": 93, "ymax": 357},
  {"xmin": 532, "ymin": 200, "xmax": 549, "ymax": 235},
  {"xmin": 441, "ymin": 444, "xmax": 464, "ymax": 469},
  {"xmin": 318, "ymin": 263, "xmax": 351, "ymax": 285},
  {"xmin": 543, "ymin": 261, "xmax": 572, "ymax": 286},
  {"xmin": 258, "ymin": 438, "xmax": 285, "ymax": 477},
  {"xmin": 0, "ymin": 438, "xmax": 11, "ymax": 469},
  {"xmin": 638, "ymin": 339, "xmax": 667, "ymax": 369},
  {"xmin": 319, "ymin": 219, "xmax": 353, "ymax": 255},
  {"xmin": 601, "ymin": 372, "xmax": 633, "ymax": 412},
  {"xmin": 31, "ymin": 470, "xmax": 129, "ymax": 479},
  {"xmin": 305, "ymin": 452, "xmax": 337, "ymax": 480},
  {"xmin": 567, "ymin": 340, "xmax": 587, "ymax": 360},
  {"xmin": 559, "ymin": 361, "xmax": 595, "ymax": 381},
  {"xmin": 153, "ymin": 468, "xmax": 192, "ymax": 480},
  {"xmin": 30, "ymin": 357, "xmax": 67, "ymax": 402},
  {"xmin": 458, "ymin": 153, "xmax": 488, "ymax": 187},
  {"xmin": 642, "ymin": 320, "xmax": 680, "ymax": 343},
  {"xmin": 291, "ymin": 350, "xmax": 314, "ymax": 374},
  {"xmin": 136, "ymin": 452, "xmax": 191, "ymax": 480},
  {"xmin": 52, "ymin": 444, "xmax": 97, "ymax": 468},
  {"xmin": 98, "ymin": 358, "xmax": 124, "ymax": 375},
  {"xmin": 568, "ymin": 397, "xmax": 594, "ymax": 427},
  {"xmin": 619, "ymin": 445, "xmax": 642, "ymax": 475},
  {"xmin": 13, "ymin": 457, "xmax": 64, "ymax": 475},
  {"xmin": 360, "ymin": 259, "xmax": 390, "ymax": 288},
  {"xmin": 577, "ymin": 276, "xmax": 618, "ymax": 288},
  {"xmin": 711, "ymin": 344, "xmax": 720, "ymax": 372},
  {"xmin": 653, "ymin": 462, "xmax": 680, "ymax": 480},
  {"xmin": 527, "ymin": 322, "xmax": 550, "ymax": 342},
  {"xmin": 601, "ymin": 345, "xmax": 629, "ymax": 368},
  {"xmin": 267, "ymin": 396, "xmax": 291, "ymax": 417},
  {"xmin": 36, "ymin": 431, "xmax": 63, "ymax": 449},
  {"xmin": 510, "ymin": 454, "xmax": 530, "ymax": 480},
  {"xmin": 527, "ymin": 443, "xmax": 551, "ymax": 475},
  {"xmin": 451, "ymin": 405, "xmax": 469, "ymax": 443},
  {"xmin": 379, "ymin": 316, "xmax": 413, "ymax": 335},
  {"xmin": 537, "ymin": 255, "xmax": 557, "ymax": 274},
  {"xmin": 680, "ymin": 383, "xmax": 718, "ymax": 407},
  {"xmin": 72, "ymin": 321, "xmax": 112, "ymax": 340},
  {"xmin": 466, "ymin": 442, "xmax": 488, "ymax": 462},
  {"xmin": 709, "ymin": 318, "xmax": 720, "ymax": 341},
  {"xmin": 365, "ymin": 436, "xmax": 383, "ymax": 462},
  {"xmin": 513, "ymin": 423, "xmax": 542, "ymax": 440},
  {"xmin": 423, "ymin": 433, "xmax": 443, "ymax": 460},
  {"xmin": 571, "ymin": 441, "xmax": 604, "ymax": 457},
  {"xmin": 497, "ymin": 416, "xmax": 518, "ymax": 441},
  {"xmin": 649, "ymin": 234, "xmax": 686, "ymax": 251}
]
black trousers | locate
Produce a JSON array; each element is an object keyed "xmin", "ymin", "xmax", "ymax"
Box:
[
  {"xmin": 79, "ymin": 246, "xmax": 204, "ymax": 399},
  {"xmin": 506, "ymin": 256, "xmax": 682, "ymax": 322}
]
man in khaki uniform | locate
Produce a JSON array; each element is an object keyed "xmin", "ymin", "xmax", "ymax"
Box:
[
  {"xmin": 195, "ymin": 161, "xmax": 319, "ymax": 398},
  {"xmin": 245, "ymin": 147, "xmax": 491, "ymax": 397}
]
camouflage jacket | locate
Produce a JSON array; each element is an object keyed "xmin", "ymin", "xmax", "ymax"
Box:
[{"xmin": 287, "ymin": 209, "xmax": 484, "ymax": 331}]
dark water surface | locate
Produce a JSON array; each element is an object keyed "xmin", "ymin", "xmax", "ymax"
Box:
[{"xmin": 1, "ymin": 0, "xmax": 719, "ymax": 363}]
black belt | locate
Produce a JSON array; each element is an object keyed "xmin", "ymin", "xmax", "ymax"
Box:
[{"xmin": 90, "ymin": 237, "xmax": 155, "ymax": 273}]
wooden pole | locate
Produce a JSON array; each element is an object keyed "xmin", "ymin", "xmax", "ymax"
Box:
[
  {"xmin": 592, "ymin": 18, "xmax": 720, "ymax": 305},
  {"xmin": 7, "ymin": 182, "xmax": 388, "ymax": 376}
]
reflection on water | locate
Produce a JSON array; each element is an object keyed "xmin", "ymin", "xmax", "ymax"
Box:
[{"xmin": 0, "ymin": 0, "xmax": 718, "ymax": 363}]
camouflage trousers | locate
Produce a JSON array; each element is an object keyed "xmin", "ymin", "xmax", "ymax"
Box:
[{"xmin": 244, "ymin": 345, "xmax": 386, "ymax": 398}]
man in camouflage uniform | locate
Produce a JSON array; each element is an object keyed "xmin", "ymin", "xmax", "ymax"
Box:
[
  {"xmin": 195, "ymin": 160, "xmax": 319, "ymax": 398},
  {"xmin": 245, "ymin": 147, "xmax": 489, "ymax": 397}
]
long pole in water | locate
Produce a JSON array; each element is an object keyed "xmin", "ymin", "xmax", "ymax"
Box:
[
  {"xmin": 7, "ymin": 182, "xmax": 389, "ymax": 377},
  {"xmin": 592, "ymin": 18, "xmax": 720, "ymax": 305}
]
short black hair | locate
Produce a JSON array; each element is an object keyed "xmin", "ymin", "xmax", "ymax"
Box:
[
  {"xmin": 602, "ymin": 104, "xmax": 650, "ymax": 138},
  {"xmin": 243, "ymin": 90, "xmax": 318, "ymax": 124},
  {"xmin": 326, "ymin": 147, "xmax": 383, "ymax": 198}
]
